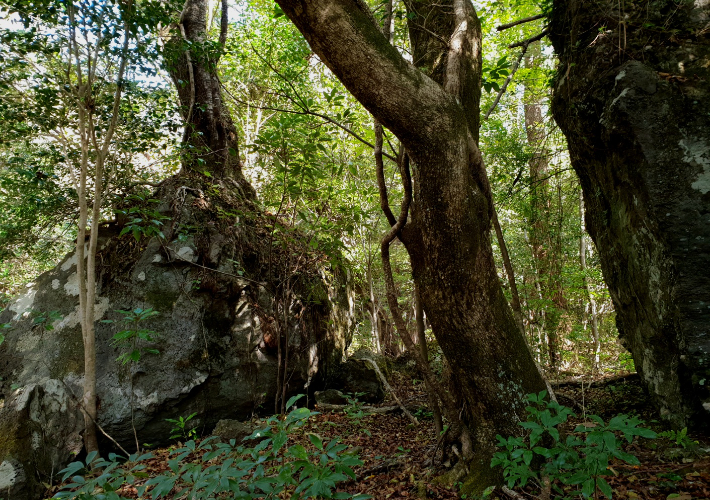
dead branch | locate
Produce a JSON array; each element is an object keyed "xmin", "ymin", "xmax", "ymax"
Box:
[
  {"xmin": 551, "ymin": 372, "xmax": 638, "ymax": 388},
  {"xmin": 361, "ymin": 356, "xmax": 419, "ymax": 425},
  {"xmin": 501, "ymin": 486, "xmax": 525, "ymax": 499}
]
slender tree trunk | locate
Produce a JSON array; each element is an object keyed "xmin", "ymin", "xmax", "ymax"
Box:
[
  {"xmin": 68, "ymin": 0, "xmax": 131, "ymax": 453},
  {"xmin": 524, "ymin": 46, "xmax": 563, "ymax": 371},
  {"xmin": 579, "ymin": 191, "xmax": 600, "ymax": 371},
  {"xmin": 492, "ymin": 208, "xmax": 525, "ymax": 336},
  {"xmin": 415, "ymin": 284, "xmax": 443, "ymax": 436}
]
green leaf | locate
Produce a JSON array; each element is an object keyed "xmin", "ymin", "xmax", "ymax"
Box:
[
  {"xmin": 309, "ymin": 433, "xmax": 324, "ymax": 450},
  {"xmin": 582, "ymin": 478, "xmax": 595, "ymax": 498},
  {"xmin": 597, "ymin": 477, "xmax": 613, "ymax": 499}
]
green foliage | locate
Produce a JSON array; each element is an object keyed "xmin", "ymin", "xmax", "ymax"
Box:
[
  {"xmin": 30, "ymin": 309, "xmax": 63, "ymax": 330},
  {"xmin": 166, "ymin": 412, "xmax": 198, "ymax": 441},
  {"xmin": 491, "ymin": 391, "xmax": 657, "ymax": 499},
  {"xmin": 658, "ymin": 428, "xmax": 698, "ymax": 450},
  {"xmin": 0, "ymin": 321, "xmax": 10, "ymax": 345},
  {"xmin": 116, "ymin": 195, "xmax": 169, "ymax": 242},
  {"xmin": 55, "ymin": 396, "xmax": 371, "ymax": 500},
  {"xmin": 103, "ymin": 308, "xmax": 161, "ymax": 365},
  {"xmin": 482, "ymin": 56, "xmax": 511, "ymax": 93},
  {"xmin": 342, "ymin": 393, "xmax": 371, "ymax": 437}
]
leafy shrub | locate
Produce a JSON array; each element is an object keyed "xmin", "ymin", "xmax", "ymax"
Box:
[
  {"xmin": 491, "ymin": 391, "xmax": 657, "ymax": 499},
  {"xmin": 55, "ymin": 395, "xmax": 370, "ymax": 500},
  {"xmin": 103, "ymin": 308, "xmax": 160, "ymax": 365}
]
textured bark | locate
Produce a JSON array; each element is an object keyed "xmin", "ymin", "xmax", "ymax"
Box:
[
  {"xmin": 550, "ymin": 0, "xmax": 710, "ymax": 428},
  {"xmin": 164, "ymin": 0, "xmax": 253, "ymax": 194},
  {"xmin": 274, "ymin": 0, "xmax": 546, "ymax": 489}
]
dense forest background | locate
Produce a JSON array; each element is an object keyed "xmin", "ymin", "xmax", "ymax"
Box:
[{"xmin": 0, "ymin": 0, "xmax": 622, "ymax": 375}]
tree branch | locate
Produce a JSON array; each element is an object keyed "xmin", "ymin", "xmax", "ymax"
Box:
[
  {"xmin": 484, "ymin": 45, "xmax": 526, "ymax": 119},
  {"xmin": 509, "ymin": 28, "xmax": 549, "ymax": 49},
  {"xmin": 275, "ymin": 0, "xmax": 459, "ymax": 151},
  {"xmin": 485, "ymin": 29, "xmax": 549, "ymax": 119},
  {"xmin": 220, "ymin": 84, "xmax": 398, "ymax": 162},
  {"xmin": 375, "ymin": 122, "xmax": 397, "ymax": 227},
  {"xmin": 496, "ymin": 13, "xmax": 545, "ymax": 31}
]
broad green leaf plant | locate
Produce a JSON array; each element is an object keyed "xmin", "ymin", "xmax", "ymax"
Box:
[
  {"xmin": 55, "ymin": 395, "xmax": 371, "ymax": 500},
  {"xmin": 491, "ymin": 391, "xmax": 657, "ymax": 499}
]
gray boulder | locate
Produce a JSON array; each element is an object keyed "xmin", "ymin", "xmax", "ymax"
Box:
[
  {"xmin": 212, "ymin": 420, "xmax": 260, "ymax": 443},
  {"xmin": 314, "ymin": 389, "xmax": 348, "ymax": 405},
  {"xmin": 0, "ymin": 177, "xmax": 356, "ymax": 499},
  {"xmin": 329, "ymin": 349, "xmax": 386, "ymax": 403}
]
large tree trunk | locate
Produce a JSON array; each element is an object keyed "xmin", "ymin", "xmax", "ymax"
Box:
[
  {"xmin": 164, "ymin": 0, "xmax": 254, "ymax": 195},
  {"xmin": 549, "ymin": 0, "xmax": 710, "ymax": 429},
  {"xmin": 274, "ymin": 0, "xmax": 546, "ymax": 490}
]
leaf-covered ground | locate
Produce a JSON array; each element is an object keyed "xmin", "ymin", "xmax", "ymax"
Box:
[{"xmin": 51, "ymin": 371, "xmax": 710, "ymax": 499}]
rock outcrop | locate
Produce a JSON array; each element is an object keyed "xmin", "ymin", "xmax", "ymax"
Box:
[
  {"xmin": 550, "ymin": 0, "xmax": 710, "ymax": 428},
  {"xmin": 0, "ymin": 174, "xmax": 356, "ymax": 499}
]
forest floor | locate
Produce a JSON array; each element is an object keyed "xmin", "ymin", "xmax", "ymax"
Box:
[
  {"xmin": 329, "ymin": 370, "xmax": 710, "ymax": 499},
  {"xmin": 52, "ymin": 369, "xmax": 710, "ymax": 500}
]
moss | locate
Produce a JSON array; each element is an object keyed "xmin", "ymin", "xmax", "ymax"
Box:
[{"xmin": 145, "ymin": 288, "xmax": 180, "ymax": 313}]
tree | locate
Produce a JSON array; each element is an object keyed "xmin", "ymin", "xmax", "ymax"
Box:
[
  {"xmin": 549, "ymin": 0, "xmax": 710, "ymax": 428},
  {"xmin": 273, "ymin": 0, "xmax": 546, "ymax": 490}
]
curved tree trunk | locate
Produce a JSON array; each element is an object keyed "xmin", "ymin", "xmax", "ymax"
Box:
[
  {"xmin": 274, "ymin": 0, "xmax": 546, "ymax": 491},
  {"xmin": 550, "ymin": 0, "xmax": 710, "ymax": 429}
]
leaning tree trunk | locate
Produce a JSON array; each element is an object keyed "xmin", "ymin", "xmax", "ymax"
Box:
[
  {"xmin": 549, "ymin": 0, "xmax": 710, "ymax": 429},
  {"xmin": 274, "ymin": 0, "xmax": 546, "ymax": 492}
]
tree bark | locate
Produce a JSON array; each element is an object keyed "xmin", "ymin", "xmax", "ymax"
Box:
[
  {"xmin": 274, "ymin": 0, "xmax": 546, "ymax": 489},
  {"xmin": 164, "ymin": 0, "xmax": 254, "ymax": 195},
  {"xmin": 550, "ymin": 0, "xmax": 710, "ymax": 429}
]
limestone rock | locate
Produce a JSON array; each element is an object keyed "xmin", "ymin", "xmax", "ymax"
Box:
[
  {"xmin": 212, "ymin": 420, "xmax": 259, "ymax": 443},
  {"xmin": 330, "ymin": 350, "xmax": 385, "ymax": 403},
  {"xmin": 550, "ymin": 0, "xmax": 710, "ymax": 428},
  {"xmin": 0, "ymin": 177, "xmax": 356, "ymax": 499},
  {"xmin": 314, "ymin": 389, "xmax": 348, "ymax": 405}
]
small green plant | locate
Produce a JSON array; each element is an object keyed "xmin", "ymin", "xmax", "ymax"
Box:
[
  {"xmin": 31, "ymin": 310, "xmax": 63, "ymax": 330},
  {"xmin": 166, "ymin": 412, "xmax": 198, "ymax": 441},
  {"xmin": 659, "ymin": 427, "xmax": 698, "ymax": 449},
  {"xmin": 491, "ymin": 391, "xmax": 657, "ymax": 499},
  {"xmin": 104, "ymin": 308, "xmax": 160, "ymax": 365},
  {"xmin": 55, "ymin": 395, "xmax": 371, "ymax": 500},
  {"xmin": 344, "ymin": 392, "xmax": 370, "ymax": 436},
  {"xmin": 0, "ymin": 321, "xmax": 10, "ymax": 345}
]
